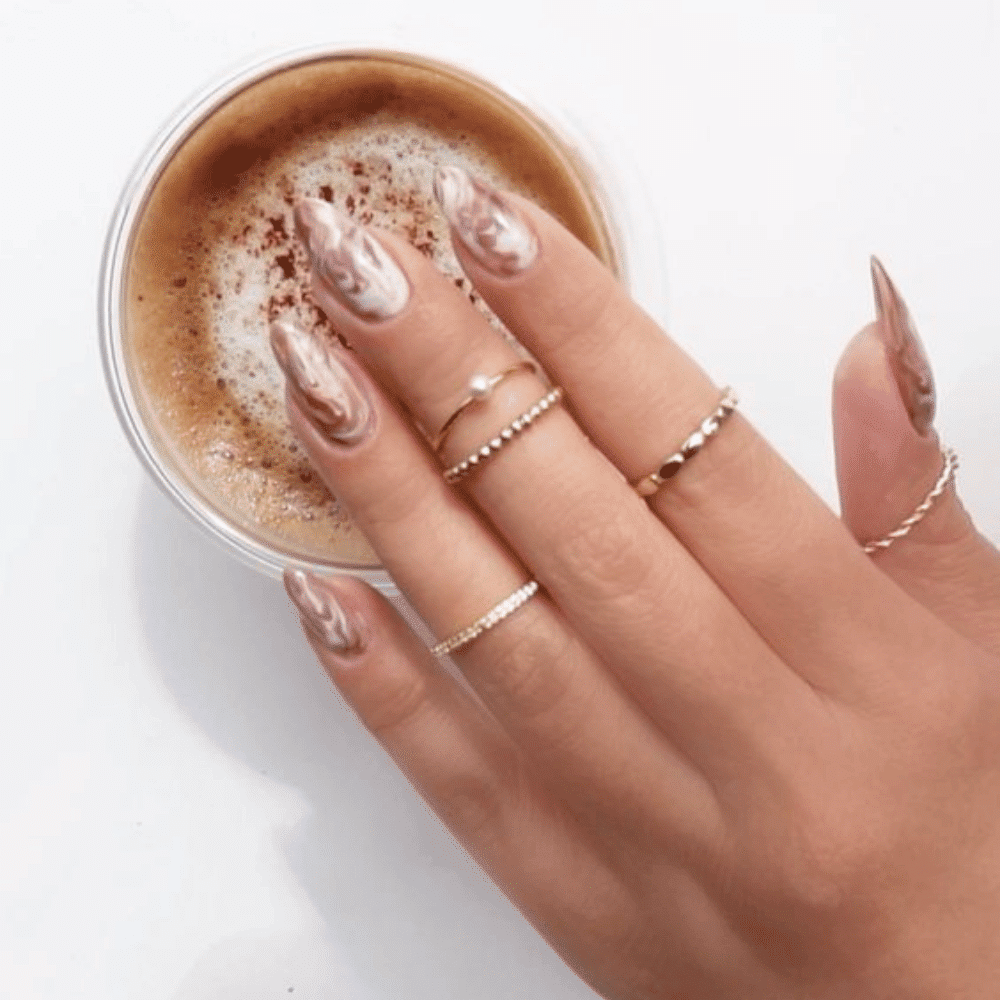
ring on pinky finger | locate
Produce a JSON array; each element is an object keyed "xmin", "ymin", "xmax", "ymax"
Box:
[{"xmin": 862, "ymin": 446, "xmax": 959, "ymax": 554}]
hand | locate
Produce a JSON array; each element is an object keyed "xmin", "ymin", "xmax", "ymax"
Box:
[{"xmin": 271, "ymin": 168, "xmax": 1000, "ymax": 999}]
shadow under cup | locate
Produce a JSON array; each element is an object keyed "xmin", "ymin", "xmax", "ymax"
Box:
[{"xmin": 100, "ymin": 47, "xmax": 627, "ymax": 593}]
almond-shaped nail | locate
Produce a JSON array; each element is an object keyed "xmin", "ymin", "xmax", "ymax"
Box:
[
  {"xmin": 433, "ymin": 165, "xmax": 538, "ymax": 276},
  {"xmin": 870, "ymin": 256, "xmax": 936, "ymax": 436},
  {"xmin": 284, "ymin": 569, "xmax": 363, "ymax": 655},
  {"xmin": 294, "ymin": 198, "xmax": 409, "ymax": 320},
  {"xmin": 270, "ymin": 319, "xmax": 375, "ymax": 445}
]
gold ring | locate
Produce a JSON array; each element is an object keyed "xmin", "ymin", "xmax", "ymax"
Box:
[
  {"xmin": 633, "ymin": 388, "xmax": 739, "ymax": 497},
  {"xmin": 431, "ymin": 361, "xmax": 537, "ymax": 453},
  {"xmin": 444, "ymin": 387, "xmax": 563, "ymax": 484},
  {"xmin": 863, "ymin": 447, "xmax": 958, "ymax": 554},
  {"xmin": 431, "ymin": 580, "xmax": 540, "ymax": 657}
]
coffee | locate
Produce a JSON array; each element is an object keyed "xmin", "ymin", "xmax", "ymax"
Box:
[{"xmin": 119, "ymin": 51, "xmax": 620, "ymax": 572}]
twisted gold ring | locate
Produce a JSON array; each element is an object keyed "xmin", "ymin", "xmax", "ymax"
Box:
[{"xmin": 863, "ymin": 447, "xmax": 958, "ymax": 554}]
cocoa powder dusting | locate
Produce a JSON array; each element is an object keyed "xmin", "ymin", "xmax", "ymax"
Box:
[{"xmin": 125, "ymin": 57, "xmax": 612, "ymax": 566}]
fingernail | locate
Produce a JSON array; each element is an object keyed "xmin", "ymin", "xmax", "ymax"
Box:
[
  {"xmin": 433, "ymin": 165, "xmax": 538, "ymax": 276},
  {"xmin": 270, "ymin": 319, "xmax": 375, "ymax": 445},
  {"xmin": 283, "ymin": 569, "xmax": 363, "ymax": 655},
  {"xmin": 870, "ymin": 256, "xmax": 936, "ymax": 436},
  {"xmin": 294, "ymin": 198, "xmax": 409, "ymax": 320}
]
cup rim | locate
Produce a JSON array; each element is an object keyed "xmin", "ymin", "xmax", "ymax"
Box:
[{"xmin": 99, "ymin": 44, "xmax": 628, "ymax": 588}]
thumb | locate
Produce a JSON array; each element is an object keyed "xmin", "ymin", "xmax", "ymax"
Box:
[{"xmin": 833, "ymin": 257, "xmax": 1000, "ymax": 652}]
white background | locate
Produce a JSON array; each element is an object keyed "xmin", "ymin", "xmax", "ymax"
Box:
[{"xmin": 1, "ymin": 1, "xmax": 998, "ymax": 997}]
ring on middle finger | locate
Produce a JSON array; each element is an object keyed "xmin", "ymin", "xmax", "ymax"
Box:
[
  {"xmin": 431, "ymin": 360, "xmax": 538, "ymax": 453},
  {"xmin": 443, "ymin": 386, "xmax": 565, "ymax": 484}
]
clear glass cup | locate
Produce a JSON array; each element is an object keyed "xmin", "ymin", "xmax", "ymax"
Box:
[{"xmin": 99, "ymin": 45, "xmax": 663, "ymax": 594}]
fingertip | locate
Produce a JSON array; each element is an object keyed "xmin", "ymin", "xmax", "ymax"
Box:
[
  {"xmin": 832, "ymin": 323, "xmax": 966, "ymax": 548},
  {"xmin": 282, "ymin": 568, "xmax": 371, "ymax": 666}
]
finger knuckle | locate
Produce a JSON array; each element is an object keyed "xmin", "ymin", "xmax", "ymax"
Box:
[
  {"xmin": 361, "ymin": 671, "xmax": 433, "ymax": 739},
  {"xmin": 551, "ymin": 501, "xmax": 657, "ymax": 607},
  {"xmin": 779, "ymin": 825, "xmax": 870, "ymax": 915},
  {"xmin": 758, "ymin": 790, "xmax": 896, "ymax": 920},
  {"xmin": 433, "ymin": 771, "xmax": 515, "ymax": 844},
  {"xmin": 483, "ymin": 608, "xmax": 575, "ymax": 725}
]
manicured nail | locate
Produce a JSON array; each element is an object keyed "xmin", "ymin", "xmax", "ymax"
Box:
[
  {"xmin": 283, "ymin": 569, "xmax": 363, "ymax": 655},
  {"xmin": 433, "ymin": 165, "xmax": 538, "ymax": 275},
  {"xmin": 870, "ymin": 256, "xmax": 936, "ymax": 436},
  {"xmin": 270, "ymin": 319, "xmax": 375, "ymax": 445},
  {"xmin": 294, "ymin": 198, "xmax": 409, "ymax": 320}
]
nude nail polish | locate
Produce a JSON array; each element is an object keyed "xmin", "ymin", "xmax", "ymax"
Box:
[
  {"xmin": 270, "ymin": 319, "xmax": 375, "ymax": 445},
  {"xmin": 283, "ymin": 569, "xmax": 363, "ymax": 654},
  {"xmin": 294, "ymin": 198, "xmax": 409, "ymax": 320},
  {"xmin": 433, "ymin": 165, "xmax": 538, "ymax": 275},
  {"xmin": 870, "ymin": 256, "xmax": 936, "ymax": 436}
]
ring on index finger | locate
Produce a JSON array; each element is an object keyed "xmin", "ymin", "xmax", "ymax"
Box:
[{"xmin": 632, "ymin": 388, "xmax": 739, "ymax": 497}]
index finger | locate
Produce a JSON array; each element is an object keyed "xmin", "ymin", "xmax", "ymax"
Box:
[{"xmin": 434, "ymin": 166, "xmax": 950, "ymax": 700}]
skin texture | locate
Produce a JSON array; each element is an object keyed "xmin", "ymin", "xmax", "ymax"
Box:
[{"xmin": 275, "ymin": 169, "xmax": 1000, "ymax": 999}]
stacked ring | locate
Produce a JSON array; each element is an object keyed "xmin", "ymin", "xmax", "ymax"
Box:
[
  {"xmin": 444, "ymin": 387, "xmax": 564, "ymax": 484},
  {"xmin": 431, "ymin": 360, "xmax": 537, "ymax": 453}
]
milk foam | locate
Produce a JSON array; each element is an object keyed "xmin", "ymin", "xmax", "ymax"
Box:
[
  {"xmin": 125, "ymin": 57, "xmax": 613, "ymax": 567},
  {"xmin": 209, "ymin": 116, "xmax": 521, "ymax": 431}
]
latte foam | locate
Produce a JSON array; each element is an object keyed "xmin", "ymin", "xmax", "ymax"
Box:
[{"xmin": 125, "ymin": 54, "xmax": 616, "ymax": 567}]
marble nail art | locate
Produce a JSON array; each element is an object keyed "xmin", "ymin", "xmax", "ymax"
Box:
[
  {"xmin": 870, "ymin": 256, "xmax": 936, "ymax": 436},
  {"xmin": 283, "ymin": 569, "xmax": 362, "ymax": 654},
  {"xmin": 270, "ymin": 319, "xmax": 375, "ymax": 445},
  {"xmin": 295, "ymin": 198, "xmax": 409, "ymax": 320},
  {"xmin": 433, "ymin": 165, "xmax": 538, "ymax": 275}
]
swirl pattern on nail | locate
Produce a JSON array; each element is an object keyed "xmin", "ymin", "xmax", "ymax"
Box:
[
  {"xmin": 434, "ymin": 165, "xmax": 538, "ymax": 275},
  {"xmin": 870, "ymin": 256, "xmax": 936, "ymax": 436},
  {"xmin": 270, "ymin": 319, "xmax": 374, "ymax": 445},
  {"xmin": 295, "ymin": 198, "xmax": 409, "ymax": 320},
  {"xmin": 284, "ymin": 569, "xmax": 362, "ymax": 653}
]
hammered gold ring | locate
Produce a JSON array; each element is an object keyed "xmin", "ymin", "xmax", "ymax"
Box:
[{"xmin": 633, "ymin": 388, "xmax": 739, "ymax": 498}]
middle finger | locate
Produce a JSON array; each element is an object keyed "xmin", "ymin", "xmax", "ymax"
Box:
[{"xmin": 293, "ymin": 197, "xmax": 814, "ymax": 778}]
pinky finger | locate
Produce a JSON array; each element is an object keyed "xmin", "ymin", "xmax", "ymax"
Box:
[{"xmin": 281, "ymin": 569, "xmax": 620, "ymax": 911}]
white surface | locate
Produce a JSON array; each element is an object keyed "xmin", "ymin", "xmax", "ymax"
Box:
[{"xmin": 1, "ymin": 1, "xmax": 998, "ymax": 997}]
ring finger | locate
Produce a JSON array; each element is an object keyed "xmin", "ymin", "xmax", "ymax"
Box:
[
  {"xmin": 291, "ymin": 196, "xmax": 817, "ymax": 783},
  {"xmin": 269, "ymin": 318, "xmax": 717, "ymax": 840}
]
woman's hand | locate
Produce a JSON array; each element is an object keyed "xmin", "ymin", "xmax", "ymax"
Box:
[
  {"xmin": 271, "ymin": 168, "xmax": 1000, "ymax": 999},
  {"xmin": 833, "ymin": 259, "xmax": 1000, "ymax": 657}
]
